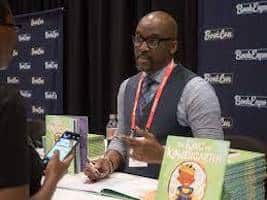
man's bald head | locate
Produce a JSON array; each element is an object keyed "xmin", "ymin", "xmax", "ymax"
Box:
[
  {"xmin": 138, "ymin": 11, "xmax": 177, "ymax": 40},
  {"xmin": 134, "ymin": 11, "xmax": 178, "ymax": 73}
]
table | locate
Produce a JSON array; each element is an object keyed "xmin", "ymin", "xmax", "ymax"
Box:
[{"xmin": 53, "ymin": 188, "xmax": 118, "ymax": 200}]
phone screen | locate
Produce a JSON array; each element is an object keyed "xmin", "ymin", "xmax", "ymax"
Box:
[{"xmin": 43, "ymin": 132, "xmax": 80, "ymax": 165}]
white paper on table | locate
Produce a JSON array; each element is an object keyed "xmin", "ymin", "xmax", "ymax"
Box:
[{"xmin": 57, "ymin": 172, "xmax": 158, "ymax": 199}]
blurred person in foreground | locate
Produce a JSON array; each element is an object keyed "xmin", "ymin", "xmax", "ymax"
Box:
[{"xmin": 0, "ymin": 1, "xmax": 73, "ymax": 199}]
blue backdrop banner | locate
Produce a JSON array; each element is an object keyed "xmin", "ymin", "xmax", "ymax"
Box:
[
  {"xmin": 198, "ymin": 1, "xmax": 267, "ymax": 142},
  {"xmin": 0, "ymin": 8, "xmax": 64, "ymax": 120}
]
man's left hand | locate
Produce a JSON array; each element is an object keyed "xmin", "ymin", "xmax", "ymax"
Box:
[{"xmin": 120, "ymin": 127, "xmax": 164, "ymax": 164}]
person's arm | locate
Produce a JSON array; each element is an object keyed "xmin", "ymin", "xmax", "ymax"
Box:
[
  {"xmin": 30, "ymin": 178, "xmax": 57, "ymax": 200},
  {"xmin": 120, "ymin": 127, "xmax": 164, "ymax": 164},
  {"xmin": 84, "ymin": 79, "xmax": 129, "ymax": 181},
  {"xmin": 104, "ymin": 149, "xmax": 124, "ymax": 172},
  {"xmin": 0, "ymin": 185, "xmax": 29, "ymax": 200},
  {"xmin": 177, "ymin": 77, "xmax": 224, "ymax": 139},
  {"xmin": 0, "ymin": 87, "xmax": 29, "ymax": 199},
  {"xmin": 30, "ymin": 152, "xmax": 73, "ymax": 200},
  {"xmin": 107, "ymin": 78, "xmax": 130, "ymax": 167}
]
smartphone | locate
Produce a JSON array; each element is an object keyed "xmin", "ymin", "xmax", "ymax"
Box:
[{"xmin": 42, "ymin": 131, "xmax": 80, "ymax": 166}]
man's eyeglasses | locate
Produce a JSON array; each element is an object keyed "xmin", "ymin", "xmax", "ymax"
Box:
[
  {"xmin": 132, "ymin": 35, "xmax": 174, "ymax": 49},
  {"xmin": 0, "ymin": 23, "xmax": 21, "ymax": 32}
]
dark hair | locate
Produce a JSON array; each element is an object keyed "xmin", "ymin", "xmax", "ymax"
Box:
[{"xmin": 0, "ymin": 0, "xmax": 10, "ymax": 23}]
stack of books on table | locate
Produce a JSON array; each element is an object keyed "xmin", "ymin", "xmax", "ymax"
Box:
[
  {"xmin": 223, "ymin": 149, "xmax": 266, "ymax": 200},
  {"xmin": 88, "ymin": 133, "xmax": 105, "ymax": 160}
]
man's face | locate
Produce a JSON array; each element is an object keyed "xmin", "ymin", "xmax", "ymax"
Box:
[
  {"xmin": 0, "ymin": 12, "xmax": 17, "ymax": 69},
  {"xmin": 133, "ymin": 16, "xmax": 176, "ymax": 73}
]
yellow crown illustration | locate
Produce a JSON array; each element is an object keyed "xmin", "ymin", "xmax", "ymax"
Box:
[{"xmin": 179, "ymin": 163, "xmax": 195, "ymax": 176}]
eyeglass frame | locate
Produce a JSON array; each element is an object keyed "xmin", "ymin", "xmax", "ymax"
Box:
[{"xmin": 132, "ymin": 34, "xmax": 175, "ymax": 49}]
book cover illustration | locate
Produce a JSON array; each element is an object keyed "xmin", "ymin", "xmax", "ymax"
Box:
[
  {"xmin": 156, "ymin": 136, "xmax": 230, "ymax": 200},
  {"xmin": 45, "ymin": 115, "xmax": 75, "ymax": 152},
  {"xmin": 45, "ymin": 115, "xmax": 76, "ymax": 174},
  {"xmin": 45, "ymin": 115, "xmax": 88, "ymax": 173},
  {"xmin": 168, "ymin": 161, "xmax": 207, "ymax": 200}
]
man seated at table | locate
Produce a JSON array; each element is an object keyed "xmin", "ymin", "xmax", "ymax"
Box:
[{"xmin": 85, "ymin": 10, "xmax": 223, "ymax": 181}]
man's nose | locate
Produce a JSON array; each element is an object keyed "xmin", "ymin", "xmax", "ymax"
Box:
[{"xmin": 138, "ymin": 41, "xmax": 149, "ymax": 51}]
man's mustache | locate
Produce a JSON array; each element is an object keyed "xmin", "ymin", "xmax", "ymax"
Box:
[{"xmin": 136, "ymin": 54, "xmax": 150, "ymax": 59}]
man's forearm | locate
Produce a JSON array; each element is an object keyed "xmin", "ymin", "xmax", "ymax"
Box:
[{"xmin": 105, "ymin": 149, "xmax": 124, "ymax": 171}]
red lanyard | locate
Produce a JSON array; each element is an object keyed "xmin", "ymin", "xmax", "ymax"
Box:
[{"xmin": 131, "ymin": 60, "xmax": 175, "ymax": 132}]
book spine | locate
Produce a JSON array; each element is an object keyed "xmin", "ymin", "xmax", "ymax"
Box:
[
  {"xmin": 78, "ymin": 118, "xmax": 88, "ymax": 171},
  {"xmin": 74, "ymin": 119, "xmax": 81, "ymax": 173}
]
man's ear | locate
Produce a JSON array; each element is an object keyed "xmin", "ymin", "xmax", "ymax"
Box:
[{"xmin": 169, "ymin": 40, "xmax": 177, "ymax": 55}]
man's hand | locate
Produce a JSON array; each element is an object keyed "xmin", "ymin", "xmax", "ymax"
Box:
[
  {"xmin": 121, "ymin": 127, "xmax": 164, "ymax": 164},
  {"xmin": 84, "ymin": 150, "xmax": 124, "ymax": 183},
  {"xmin": 84, "ymin": 158, "xmax": 112, "ymax": 182}
]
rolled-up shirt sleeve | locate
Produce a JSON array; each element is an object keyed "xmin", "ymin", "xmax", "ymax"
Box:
[
  {"xmin": 108, "ymin": 79, "xmax": 129, "ymax": 160},
  {"xmin": 177, "ymin": 77, "xmax": 224, "ymax": 140}
]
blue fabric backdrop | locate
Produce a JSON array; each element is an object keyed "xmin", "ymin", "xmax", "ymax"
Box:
[
  {"xmin": 198, "ymin": 0, "xmax": 267, "ymax": 142},
  {"xmin": 0, "ymin": 8, "xmax": 63, "ymax": 120}
]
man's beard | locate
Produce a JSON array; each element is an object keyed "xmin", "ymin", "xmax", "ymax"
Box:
[
  {"xmin": 136, "ymin": 63, "xmax": 153, "ymax": 72},
  {"xmin": 135, "ymin": 55, "xmax": 152, "ymax": 72}
]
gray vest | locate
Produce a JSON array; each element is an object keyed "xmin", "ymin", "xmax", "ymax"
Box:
[{"xmin": 122, "ymin": 64, "xmax": 196, "ymax": 178}]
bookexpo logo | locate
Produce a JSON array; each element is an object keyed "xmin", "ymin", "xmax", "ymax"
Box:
[
  {"xmin": 235, "ymin": 95, "xmax": 267, "ymax": 108},
  {"xmin": 32, "ymin": 77, "xmax": 45, "ymax": 85},
  {"xmin": 204, "ymin": 28, "xmax": 234, "ymax": 41},
  {"xmin": 236, "ymin": 1, "xmax": 267, "ymax": 15},
  {"xmin": 7, "ymin": 76, "xmax": 20, "ymax": 84},
  {"xmin": 45, "ymin": 30, "xmax": 60, "ymax": 39},
  {"xmin": 19, "ymin": 62, "xmax": 31, "ymax": 70},
  {"xmin": 32, "ymin": 106, "xmax": 45, "ymax": 114},
  {"xmin": 221, "ymin": 117, "xmax": 233, "ymax": 129},
  {"xmin": 19, "ymin": 90, "xmax": 32, "ymax": 98},
  {"xmin": 45, "ymin": 61, "xmax": 58, "ymax": 70},
  {"xmin": 31, "ymin": 17, "xmax": 44, "ymax": 26},
  {"xmin": 45, "ymin": 91, "xmax": 58, "ymax": 100},
  {"xmin": 235, "ymin": 48, "xmax": 267, "ymax": 61},
  {"xmin": 18, "ymin": 34, "xmax": 31, "ymax": 42},
  {"xmin": 31, "ymin": 47, "xmax": 45, "ymax": 56},
  {"xmin": 204, "ymin": 73, "xmax": 233, "ymax": 85}
]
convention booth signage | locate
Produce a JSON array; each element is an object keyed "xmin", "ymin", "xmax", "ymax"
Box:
[
  {"xmin": 0, "ymin": 8, "xmax": 64, "ymax": 120},
  {"xmin": 198, "ymin": 1, "xmax": 267, "ymax": 142}
]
